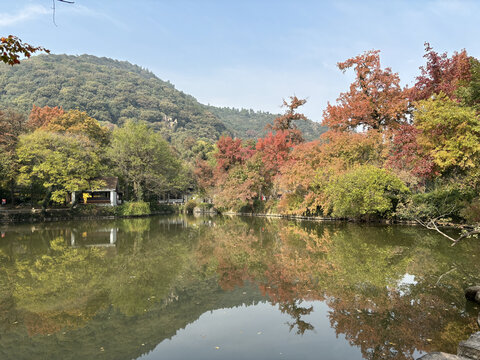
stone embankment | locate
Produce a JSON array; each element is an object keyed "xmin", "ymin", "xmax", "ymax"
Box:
[
  {"xmin": 0, "ymin": 208, "xmax": 74, "ymax": 223},
  {"xmin": 418, "ymin": 332, "xmax": 480, "ymax": 359},
  {"xmin": 418, "ymin": 287, "xmax": 480, "ymax": 360},
  {"xmin": 0, "ymin": 207, "xmax": 174, "ymax": 224},
  {"xmin": 222, "ymin": 211, "xmax": 421, "ymax": 225}
]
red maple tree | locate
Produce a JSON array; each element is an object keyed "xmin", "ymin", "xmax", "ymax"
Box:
[
  {"xmin": 256, "ymin": 130, "xmax": 295, "ymax": 175},
  {"xmin": 409, "ymin": 42, "xmax": 471, "ymax": 102},
  {"xmin": 323, "ymin": 50, "xmax": 409, "ymax": 132},
  {"xmin": 215, "ymin": 136, "xmax": 255, "ymax": 173}
]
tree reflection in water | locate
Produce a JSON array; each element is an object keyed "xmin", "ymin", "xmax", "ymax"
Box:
[
  {"xmin": 279, "ymin": 300, "xmax": 314, "ymax": 335},
  {"xmin": 197, "ymin": 217, "xmax": 480, "ymax": 358},
  {"xmin": 0, "ymin": 215, "xmax": 479, "ymax": 360}
]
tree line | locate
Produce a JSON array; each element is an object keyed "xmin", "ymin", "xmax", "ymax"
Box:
[
  {"xmin": 0, "ymin": 106, "xmax": 192, "ymax": 206},
  {"xmin": 0, "ymin": 54, "xmax": 323, "ymax": 158},
  {"xmin": 195, "ymin": 44, "xmax": 480, "ymax": 240}
]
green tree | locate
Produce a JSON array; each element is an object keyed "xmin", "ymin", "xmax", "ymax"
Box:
[
  {"xmin": 108, "ymin": 121, "xmax": 183, "ymax": 201},
  {"xmin": 0, "ymin": 110, "xmax": 27, "ymax": 204},
  {"xmin": 415, "ymin": 93, "xmax": 480, "ymax": 173},
  {"xmin": 16, "ymin": 130, "xmax": 103, "ymax": 205},
  {"xmin": 326, "ymin": 165, "xmax": 409, "ymax": 218}
]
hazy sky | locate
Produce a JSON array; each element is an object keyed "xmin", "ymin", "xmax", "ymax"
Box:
[{"xmin": 1, "ymin": 0, "xmax": 479, "ymax": 122}]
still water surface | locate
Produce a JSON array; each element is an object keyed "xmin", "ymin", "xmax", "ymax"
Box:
[{"xmin": 0, "ymin": 215, "xmax": 479, "ymax": 360}]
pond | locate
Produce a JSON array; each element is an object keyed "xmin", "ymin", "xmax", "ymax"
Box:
[{"xmin": 0, "ymin": 215, "xmax": 479, "ymax": 360}]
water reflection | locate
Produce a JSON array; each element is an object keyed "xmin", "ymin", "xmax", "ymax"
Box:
[
  {"xmin": 0, "ymin": 216, "xmax": 479, "ymax": 360},
  {"xmin": 70, "ymin": 227, "xmax": 118, "ymax": 247}
]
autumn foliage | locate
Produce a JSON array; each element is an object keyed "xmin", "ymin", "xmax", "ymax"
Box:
[
  {"xmin": 195, "ymin": 44, "xmax": 480, "ymax": 220},
  {"xmin": 255, "ymin": 130, "xmax": 295, "ymax": 174},
  {"xmin": 268, "ymin": 96, "xmax": 307, "ymax": 131},
  {"xmin": 266, "ymin": 96, "xmax": 308, "ymax": 143},
  {"xmin": 194, "ymin": 98, "xmax": 310, "ymax": 210},
  {"xmin": 410, "ymin": 42, "xmax": 471, "ymax": 102},
  {"xmin": 323, "ymin": 50, "xmax": 408, "ymax": 132},
  {"xmin": 0, "ymin": 35, "xmax": 49, "ymax": 66},
  {"xmin": 215, "ymin": 136, "xmax": 255, "ymax": 173},
  {"xmin": 27, "ymin": 105, "xmax": 65, "ymax": 130},
  {"xmin": 386, "ymin": 124, "xmax": 436, "ymax": 182}
]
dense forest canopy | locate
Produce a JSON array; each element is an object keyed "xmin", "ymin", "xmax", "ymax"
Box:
[{"xmin": 0, "ymin": 54, "xmax": 227, "ymax": 143}]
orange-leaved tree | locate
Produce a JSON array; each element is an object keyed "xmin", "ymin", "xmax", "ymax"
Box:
[
  {"xmin": 27, "ymin": 105, "xmax": 65, "ymax": 130},
  {"xmin": 267, "ymin": 96, "xmax": 307, "ymax": 143},
  {"xmin": 214, "ymin": 136, "xmax": 255, "ymax": 173},
  {"xmin": 323, "ymin": 50, "xmax": 409, "ymax": 132},
  {"xmin": 256, "ymin": 130, "xmax": 295, "ymax": 176}
]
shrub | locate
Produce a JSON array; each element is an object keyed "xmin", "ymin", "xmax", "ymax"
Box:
[
  {"xmin": 199, "ymin": 202, "xmax": 214, "ymax": 210},
  {"xmin": 396, "ymin": 183, "xmax": 475, "ymax": 222},
  {"xmin": 326, "ymin": 165, "xmax": 409, "ymax": 219},
  {"xmin": 185, "ymin": 200, "xmax": 197, "ymax": 214},
  {"xmin": 149, "ymin": 202, "xmax": 176, "ymax": 213},
  {"xmin": 73, "ymin": 204, "xmax": 119, "ymax": 216},
  {"xmin": 460, "ymin": 197, "xmax": 480, "ymax": 223},
  {"xmin": 121, "ymin": 201, "xmax": 151, "ymax": 216}
]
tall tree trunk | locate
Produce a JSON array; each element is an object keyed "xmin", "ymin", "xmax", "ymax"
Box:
[
  {"xmin": 134, "ymin": 181, "xmax": 143, "ymax": 201},
  {"xmin": 42, "ymin": 187, "xmax": 52, "ymax": 211},
  {"xmin": 124, "ymin": 182, "xmax": 129, "ymax": 201},
  {"xmin": 9, "ymin": 180, "xmax": 14, "ymax": 206},
  {"xmin": 69, "ymin": 192, "xmax": 77, "ymax": 208}
]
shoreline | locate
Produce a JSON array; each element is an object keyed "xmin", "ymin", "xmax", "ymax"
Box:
[
  {"xmin": 0, "ymin": 208, "xmax": 175, "ymax": 224},
  {"xmin": 222, "ymin": 211, "xmax": 421, "ymax": 226},
  {"xmin": 1, "ymin": 207, "xmax": 461, "ymax": 229}
]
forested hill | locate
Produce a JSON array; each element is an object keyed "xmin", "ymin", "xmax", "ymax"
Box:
[
  {"xmin": 0, "ymin": 54, "xmax": 325, "ymax": 144},
  {"xmin": 206, "ymin": 106, "xmax": 326, "ymax": 141},
  {"xmin": 0, "ymin": 54, "xmax": 227, "ymax": 144}
]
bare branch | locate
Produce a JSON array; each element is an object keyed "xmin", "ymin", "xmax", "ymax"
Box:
[
  {"xmin": 52, "ymin": 0, "xmax": 57, "ymax": 26},
  {"xmin": 435, "ymin": 267, "xmax": 456, "ymax": 286},
  {"xmin": 451, "ymin": 229, "xmax": 480, "ymax": 246},
  {"xmin": 52, "ymin": 0, "xmax": 75, "ymax": 26},
  {"xmin": 416, "ymin": 216, "xmax": 480, "ymax": 246},
  {"xmin": 426, "ymin": 219, "xmax": 457, "ymax": 243}
]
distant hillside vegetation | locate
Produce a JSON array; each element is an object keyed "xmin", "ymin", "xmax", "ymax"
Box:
[
  {"xmin": 206, "ymin": 106, "xmax": 326, "ymax": 141},
  {"xmin": 0, "ymin": 54, "xmax": 325, "ymax": 146},
  {"xmin": 0, "ymin": 54, "xmax": 228, "ymax": 145}
]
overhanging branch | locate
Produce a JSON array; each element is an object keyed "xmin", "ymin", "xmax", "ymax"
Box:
[
  {"xmin": 52, "ymin": 0, "xmax": 75, "ymax": 26},
  {"xmin": 416, "ymin": 217, "xmax": 480, "ymax": 246}
]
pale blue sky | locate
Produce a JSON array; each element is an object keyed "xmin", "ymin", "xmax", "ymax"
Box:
[{"xmin": 1, "ymin": 0, "xmax": 479, "ymax": 121}]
